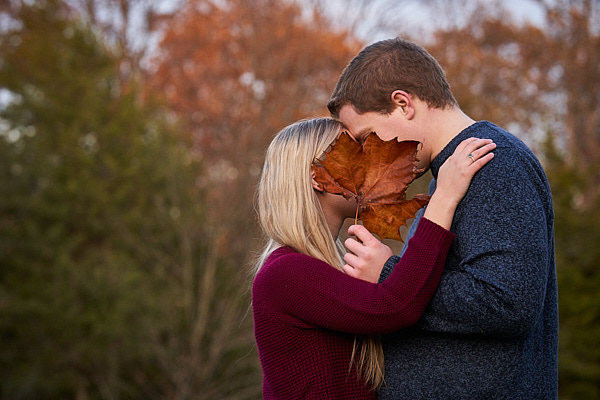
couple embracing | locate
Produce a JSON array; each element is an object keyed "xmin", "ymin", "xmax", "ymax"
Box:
[{"xmin": 251, "ymin": 38, "xmax": 557, "ymax": 400}]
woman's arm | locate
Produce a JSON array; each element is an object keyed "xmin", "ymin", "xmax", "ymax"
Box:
[
  {"xmin": 415, "ymin": 150, "xmax": 552, "ymax": 336},
  {"xmin": 252, "ymin": 217, "xmax": 454, "ymax": 336}
]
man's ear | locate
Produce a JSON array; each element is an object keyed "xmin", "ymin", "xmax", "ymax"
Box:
[
  {"xmin": 391, "ymin": 90, "xmax": 415, "ymax": 119},
  {"xmin": 311, "ymin": 170, "xmax": 324, "ymax": 192}
]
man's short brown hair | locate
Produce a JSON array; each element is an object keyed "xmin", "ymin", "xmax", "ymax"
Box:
[{"xmin": 327, "ymin": 38, "xmax": 458, "ymax": 118}]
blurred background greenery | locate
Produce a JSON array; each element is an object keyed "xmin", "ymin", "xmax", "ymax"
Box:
[{"xmin": 0, "ymin": 0, "xmax": 598, "ymax": 398}]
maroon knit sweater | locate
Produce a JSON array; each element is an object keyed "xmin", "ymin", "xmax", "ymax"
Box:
[{"xmin": 252, "ymin": 218, "xmax": 455, "ymax": 399}]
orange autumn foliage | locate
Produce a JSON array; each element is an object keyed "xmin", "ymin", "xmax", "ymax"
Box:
[{"xmin": 147, "ymin": 0, "xmax": 361, "ymax": 259}]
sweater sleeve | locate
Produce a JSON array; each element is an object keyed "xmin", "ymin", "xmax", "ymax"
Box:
[
  {"xmin": 252, "ymin": 218, "xmax": 454, "ymax": 336},
  {"xmin": 415, "ymin": 149, "xmax": 553, "ymax": 337}
]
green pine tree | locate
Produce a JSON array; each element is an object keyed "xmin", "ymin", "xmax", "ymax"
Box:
[
  {"xmin": 544, "ymin": 138, "xmax": 600, "ymax": 400},
  {"xmin": 0, "ymin": 1, "xmax": 250, "ymax": 398}
]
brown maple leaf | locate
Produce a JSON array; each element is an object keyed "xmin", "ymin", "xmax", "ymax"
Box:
[{"xmin": 312, "ymin": 131, "xmax": 430, "ymax": 241}]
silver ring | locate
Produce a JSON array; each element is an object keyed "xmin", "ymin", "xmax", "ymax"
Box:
[{"xmin": 468, "ymin": 153, "xmax": 475, "ymax": 163}]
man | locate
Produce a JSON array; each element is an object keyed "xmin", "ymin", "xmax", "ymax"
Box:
[{"xmin": 328, "ymin": 38, "xmax": 558, "ymax": 399}]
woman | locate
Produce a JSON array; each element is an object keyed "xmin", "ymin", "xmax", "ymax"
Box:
[{"xmin": 252, "ymin": 117, "xmax": 495, "ymax": 399}]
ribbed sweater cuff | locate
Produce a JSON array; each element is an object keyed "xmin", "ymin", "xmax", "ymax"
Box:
[
  {"xmin": 378, "ymin": 218, "xmax": 454, "ymax": 283},
  {"xmin": 412, "ymin": 217, "xmax": 455, "ymax": 251}
]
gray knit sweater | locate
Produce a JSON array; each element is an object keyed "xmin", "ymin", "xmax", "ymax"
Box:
[{"xmin": 378, "ymin": 121, "xmax": 558, "ymax": 399}]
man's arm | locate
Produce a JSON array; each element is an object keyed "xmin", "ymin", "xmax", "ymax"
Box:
[
  {"xmin": 416, "ymin": 157, "xmax": 551, "ymax": 336},
  {"xmin": 388, "ymin": 151, "xmax": 550, "ymax": 338},
  {"xmin": 364, "ymin": 145, "xmax": 551, "ymax": 337}
]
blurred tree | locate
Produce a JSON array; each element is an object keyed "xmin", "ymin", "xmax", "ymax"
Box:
[
  {"xmin": 0, "ymin": 0, "xmax": 363, "ymax": 398},
  {"xmin": 544, "ymin": 138, "xmax": 600, "ymax": 400},
  {"xmin": 146, "ymin": 1, "xmax": 361, "ymax": 395},
  {"xmin": 424, "ymin": 6, "xmax": 557, "ymax": 149},
  {"xmin": 0, "ymin": 1, "xmax": 246, "ymax": 398},
  {"xmin": 539, "ymin": 2, "xmax": 600, "ymax": 398},
  {"xmin": 148, "ymin": 0, "xmax": 359, "ymax": 261},
  {"xmin": 539, "ymin": 0, "xmax": 600, "ymax": 208},
  {"xmin": 148, "ymin": 0, "xmax": 354, "ymax": 399},
  {"xmin": 60, "ymin": 0, "xmax": 169, "ymax": 89}
]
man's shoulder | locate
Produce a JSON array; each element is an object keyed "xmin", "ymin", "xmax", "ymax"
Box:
[
  {"xmin": 465, "ymin": 122, "xmax": 542, "ymax": 172},
  {"xmin": 465, "ymin": 121, "xmax": 524, "ymax": 149},
  {"xmin": 433, "ymin": 121, "xmax": 530, "ymax": 172}
]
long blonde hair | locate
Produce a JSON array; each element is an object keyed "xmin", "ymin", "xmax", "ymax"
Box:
[{"xmin": 254, "ymin": 117, "xmax": 384, "ymax": 390}]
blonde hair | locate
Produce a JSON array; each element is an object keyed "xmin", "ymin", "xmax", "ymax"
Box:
[{"xmin": 254, "ymin": 117, "xmax": 384, "ymax": 390}]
